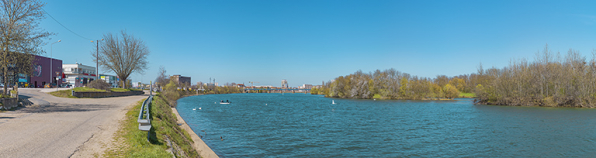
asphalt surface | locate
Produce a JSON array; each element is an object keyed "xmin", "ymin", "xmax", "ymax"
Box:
[{"xmin": 0, "ymin": 88, "xmax": 148, "ymax": 158}]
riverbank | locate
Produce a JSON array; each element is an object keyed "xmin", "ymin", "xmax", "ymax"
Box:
[
  {"xmin": 171, "ymin": 107, "xmax": 219, "ymax": 158},
  {"xmin": 102, "ymin": 95, "xmax": 201, "ymax": 157},
  {"xmin": 168, "ymin": 91, "xmax": 219, "ymax": 157}
]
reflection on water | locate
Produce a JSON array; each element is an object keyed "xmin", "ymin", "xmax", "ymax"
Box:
[{"xmin": 177, "ymin": 93, "xmax": 596, "ymax": 157}]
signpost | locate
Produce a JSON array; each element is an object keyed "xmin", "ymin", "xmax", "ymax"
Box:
[{"xmin": 56, "ymin": 72, "xmax": 60, "ymax": 90}]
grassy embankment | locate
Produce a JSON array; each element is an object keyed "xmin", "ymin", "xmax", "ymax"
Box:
[
  {"xmin": 458, "ymin": 93, "xmax": 476, "ymax": 98},
  {"xmin": 48, "ymin": 87, "xmax": 142, "ymax": 98},
  {"xmin": 103, "ymin": 94, "xmax": 199, "ymax": 157}
]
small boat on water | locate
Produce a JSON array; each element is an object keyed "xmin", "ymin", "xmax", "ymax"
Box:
[
  {"xmin": 220, "ymin": 100, "xmax": 231, "ymax": 104},
  {"xmin": 332, "ymin": 100, "xmax": 336, "ymax": 104}
]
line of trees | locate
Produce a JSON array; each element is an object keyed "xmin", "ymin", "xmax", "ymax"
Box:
[
  {"xmin": 474, "ymin": 46, "xmax": 596, "ymax": 107},
  {"xmin": 316, "ymin": 45, "xmax": 596, "ymax": 107},
  {"xmin": 201, "ymin": 84, "xmax": 243, "ymax": 94},
  {"xmin": 312, "ymin": 69, "xmax": 468, "ymax": 100}
]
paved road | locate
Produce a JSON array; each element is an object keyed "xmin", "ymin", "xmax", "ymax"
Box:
[{"xmin": 0, "ymin": 88, "xmax": 148, "ymax": 158}]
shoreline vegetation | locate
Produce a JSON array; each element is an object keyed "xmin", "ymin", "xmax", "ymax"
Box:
[
  {"xmin": 314, "ymin": 45, "xmax": 596, "ymax": 108},
  {"xmin": 311, "ymin": 69, "xmax": 468, "ymax": 101},
  {"xmin": 473, "ymin": 46, "xmax": 596, "ymax": 107}
]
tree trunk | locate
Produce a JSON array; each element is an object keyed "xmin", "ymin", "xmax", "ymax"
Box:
[{"xmin": 3, "ymin": 44, "xmax": 8, "ymax": 95}]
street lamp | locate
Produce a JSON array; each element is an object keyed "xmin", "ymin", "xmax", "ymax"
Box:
[
  {"xmin": 91, "ymin": 39, "xmax": 103, "ymax": 81},
  {"xmin": 51, "ymin": 40, "xmax": 61, "ymax": 88}
]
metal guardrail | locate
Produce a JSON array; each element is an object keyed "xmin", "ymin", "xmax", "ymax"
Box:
[{"xmin": 138, "ymin": 95, "xmax": 153, "ymax": 131}]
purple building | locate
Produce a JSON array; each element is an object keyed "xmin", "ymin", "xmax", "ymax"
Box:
[{"xmin": 28, "ymin": 55, "xmax": 63, "ymax": 88}]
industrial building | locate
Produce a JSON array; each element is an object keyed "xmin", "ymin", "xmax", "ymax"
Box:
[
  {"xmin": 171, "ymin": 75, "xmax": 191, "ymax": 87},
  {"xmin": 13, "ymin": 55, "xmax": 63, "ymax": 88}
]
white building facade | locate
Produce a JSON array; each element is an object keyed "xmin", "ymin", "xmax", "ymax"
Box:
[
  {"xmin": 300, "ymin": 84, "xmax": 313, "ymax": 90},
  {"xmin": 100, "ymin": 74, "xmax": 119, "ymax": 88},
  {"xmin": 62, "ymin": 63, "xmax": 97, "ymax": 87}
]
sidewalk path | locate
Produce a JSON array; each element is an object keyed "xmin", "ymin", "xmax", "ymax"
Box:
[{"xmin": 0, "ymin": 88, "xmax": 147, "ymax": 158}]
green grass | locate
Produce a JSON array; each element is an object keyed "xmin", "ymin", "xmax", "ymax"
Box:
[
  {"xmin": 103, "ymin": 95, "xmax": 199, "ymax": 158},
  {"xmin": 459, "ymin": 93, "xmax": 476, "ymax": 98},
  {"xmin": 48, "ymin": 90, "xmax": 78, "ymax": 98},
  {"xmin": 103, "ymin": 99, "xmax": 172, "ymax": 158},
  {"xmin": 150, "ymin": 95, "xmax": 199, "ymax": 157},
  {"xmin": 111, "ymin": 88, "xmax": 142, "ymax": 92},
  {"xmin": 73, "ymin": 87, "xmax": 106, "ymax": 92},
  {"xmin": 110, "ymin": 88, "xmax": 132, "ymax": 92},
  {"xmin": 373, "ymin": 94, "xmax": 382, "ymax": 99}
]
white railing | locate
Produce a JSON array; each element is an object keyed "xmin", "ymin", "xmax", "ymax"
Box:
[{"xmin": 138, "ymin": 95, "xmax": 153, "ymax": 131}]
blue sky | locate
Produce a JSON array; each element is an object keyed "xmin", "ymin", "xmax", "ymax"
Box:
[{"xmin": 40, "ymin": 0, "xmax": 596, "ymax": 87}]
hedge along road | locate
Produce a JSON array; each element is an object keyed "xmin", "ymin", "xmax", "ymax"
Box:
[{"xmin": 0, "ymin": 88, "xmax": 148, "ymax": 158}]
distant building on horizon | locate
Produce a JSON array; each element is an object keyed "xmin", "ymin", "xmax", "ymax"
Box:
[
  {"xmin": 300, "ymin": 84, "xmax": 313, "ymax": 90},
  {"xmin": 281, "ymin": 79, "xmax": 288, "ymax": 89},
  {"xmin": 171, "ymin": 75, "xmax": 191, "ymax": 87},
  {"xmin": 237, "ymin": 84, "xmax": 245, "ymax": 88}
]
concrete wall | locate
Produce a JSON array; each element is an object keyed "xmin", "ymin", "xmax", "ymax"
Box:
[
  {"xmin": 0, "ymin": 98, "xmax": 18, "ymax": 110},
  {"xmin": 73, "ymin": 91, "xmax": 144, "ymax": 98}
]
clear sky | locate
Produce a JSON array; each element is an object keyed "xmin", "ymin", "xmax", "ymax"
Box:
[{"xmin": 40, "ymin": 0, "xmax": 596, "ymax": 87}]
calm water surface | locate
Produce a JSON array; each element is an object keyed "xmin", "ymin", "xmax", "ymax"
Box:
[{"xmin": 176, "ymin": 93, "xmax": 596, "ymax": 157}]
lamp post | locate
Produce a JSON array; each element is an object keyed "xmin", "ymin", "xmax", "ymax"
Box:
[
  {"xmin": 92, "ymin": 39, "xmax": 103, "ymax": 81},
  {"xmin": 50, "ymin": 40, "xmax": 61, "ymax": 88}
]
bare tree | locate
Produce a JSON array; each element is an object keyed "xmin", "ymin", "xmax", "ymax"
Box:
[
  {"xmin": 155, "ymin": 65, "xmax": 168, "ymax": 91},
  {"xmin": 94, "ymin": 31, "xmax": 149, "ymax": 88},
  {"xmin": 0, "ymin": 0, "xmax": 51, "ymax": 94}
]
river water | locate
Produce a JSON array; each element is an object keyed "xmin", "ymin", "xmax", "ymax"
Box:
[{"xmin": 176, "ymin": 93, "xmax": 596, "ymax": 157}]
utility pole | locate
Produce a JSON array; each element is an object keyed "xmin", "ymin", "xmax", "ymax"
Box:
[
  {"xmin": 51, "ymin": 40, "xmax": 61, "ymax": 87},
  {"xmin": 92, "ymin": 39, "xmax": 103, "ymax": 81}
]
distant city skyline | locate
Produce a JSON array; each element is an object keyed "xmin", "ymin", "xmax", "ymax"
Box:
[{"xmin": 40, "ymin": 0, "xmax": 596, "ymax": 87}]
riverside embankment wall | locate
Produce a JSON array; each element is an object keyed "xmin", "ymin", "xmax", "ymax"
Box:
[{"xmin": 171, "ymin": 107, "xmax": 219, "ymax": 158}]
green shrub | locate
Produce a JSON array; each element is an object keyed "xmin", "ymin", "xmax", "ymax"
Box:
[{"xmin": 162, "ymin": 80, "xmax": 180, "ymax": 106}]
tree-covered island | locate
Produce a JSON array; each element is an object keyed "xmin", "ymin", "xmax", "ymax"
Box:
[{"xmin": 314, "ymin": 46, "xmax": 596, "ymax": 108}]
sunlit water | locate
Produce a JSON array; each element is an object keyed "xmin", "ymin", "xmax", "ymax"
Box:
[{"xmin": 176, "ymin": 93, "xmax": 596, "ymax": 157}]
